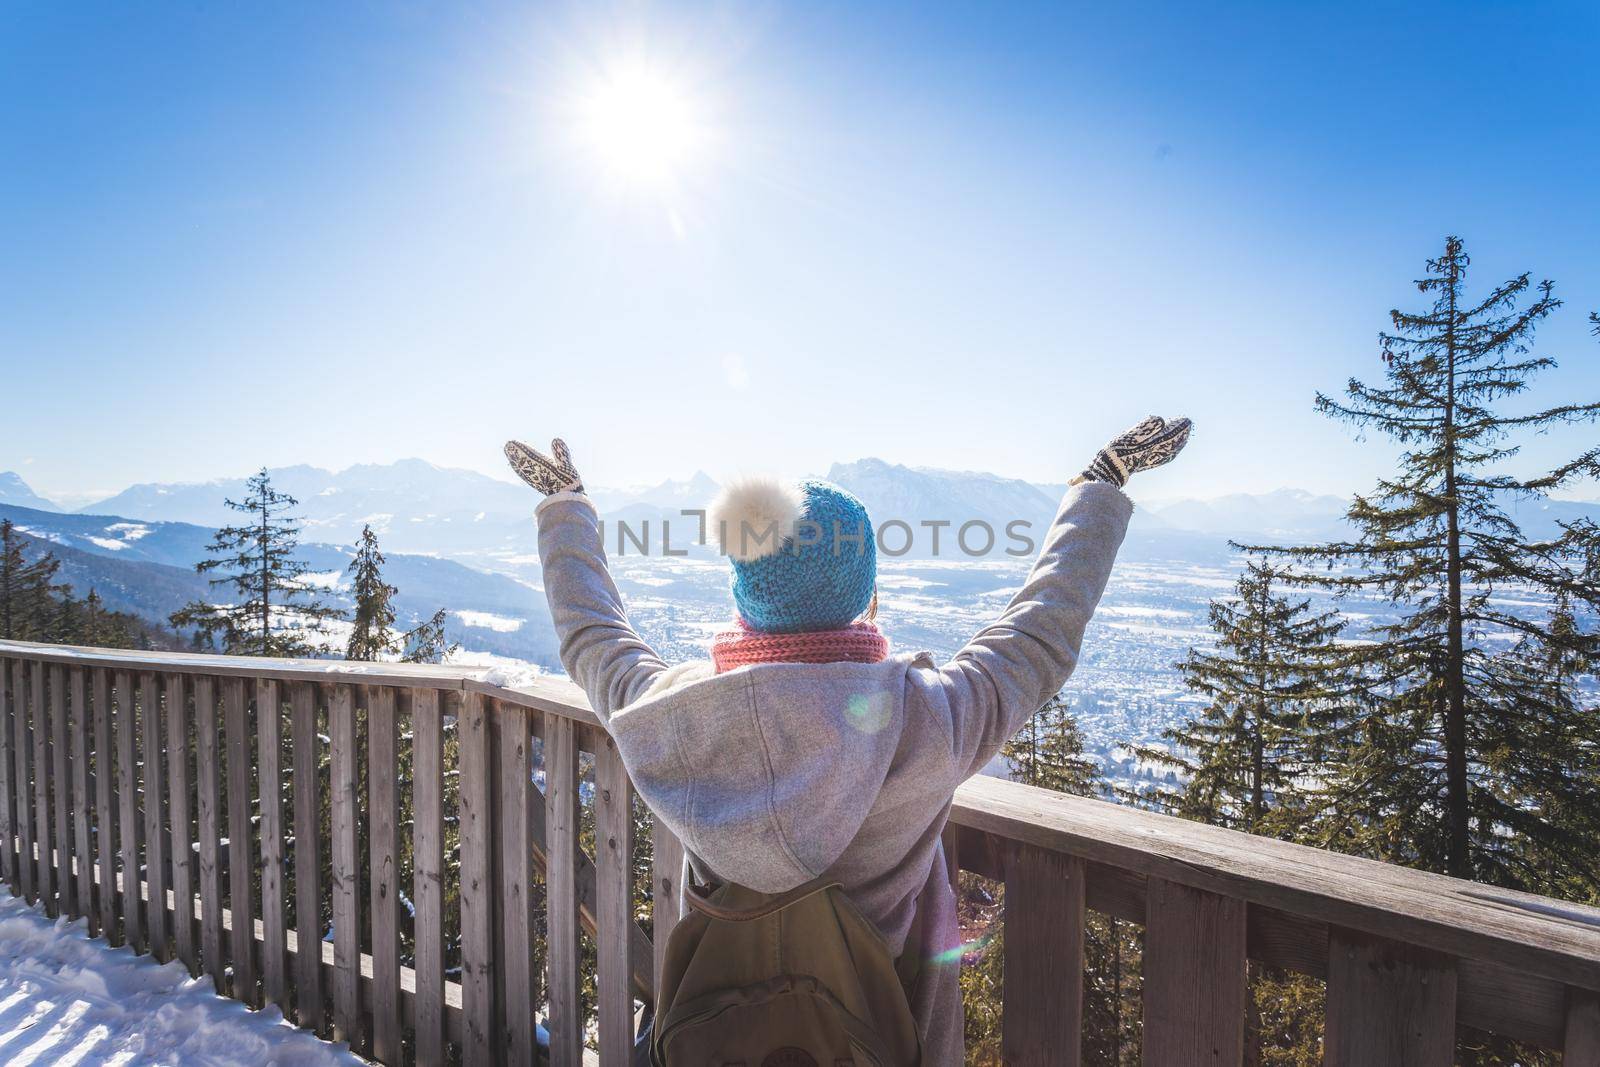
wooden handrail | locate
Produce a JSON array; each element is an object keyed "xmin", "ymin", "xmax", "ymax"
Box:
[
  {"xmin": 949, "ymin": 774, "xmax": 1600, "ymax": 991},
  {"xmin": 2, "ymin": 640, "xmax": 1598, "ymax": 1064}
]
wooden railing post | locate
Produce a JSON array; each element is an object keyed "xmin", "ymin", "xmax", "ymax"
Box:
[
  {"xmin": 651, "ymin": 817, "xmax": 684, "ymax": 989},
  {"xmin": 1325, "ymin": 928, "xmax": 1457, "ymax": 1067},
  {"xmin": 329, "ymin": 683, "xmax": 363, "ymax": 1050},
  {"xmin": 196, "ymin": 675, "xmax": 225, "ymax": 990},
  {"xmin": 116, "ymin": 669, "xmax": 145, "ymax": 951},
  {"xmin": 411, "ymin": 688, "xmax": 447, "ymax": 1066},
  {"xmin": 167, "ymin": 672, "xmax": 197, "ymax": 972},
  {"xmin": 225, "ymin": 676, "xmax": 257, "ymax": 1002},
  {"xmin": 595, "ymin": 731, "xmax": 635, "ymax": 1067},
  {"xmin": 498, "ymin": 699, "xmax": 538, "ymax": 1067},
  {"xmin": 544, "ymin": 709, "xmax": 581, "ymax": 1066},
  {"xmin": 13, "ymin": 659, "xmax": 33, "ymax": 905},
  {"xmin": 290, "ymin": 680, "xmax": 325, "ymax": 1032},
  {"xmin": 35, "ymin": 661, "xmax": 55, "ymax": 913},
  {"xmin": 258, "ymin": 678, "xmax": 288, "ymax": 1010},
  {"xmin": 1567, "ymin": 987, "xmax": 1600, "ymax": 1063},
  {"xmin": 1004, "ymin": 844, "xmax": 1086, "ymax": 1066},
  {"xmin": 92, "ymin": 668, "xmax": 116, "ymax": 941},
  {"xmin": 0, "ymin": 658, "xmax": 14, "ymax": 893},
  {"xmin": 70, "ymin": 668, "xmax": 92, "ymax": 932},
  {"xmin": 51, "ymin": 665, "xmax": 72, "ymax": 917},
  {"xmin": 142, "ymin": 671, "xmax": 169, "ymax": 959},
  {"xmin": 458, "ymin": 690, "xmax": 496, "ymax": 1066},
  {"xmin": 368, "ymin": 685, "xmax": 402, "ymax": 1064},
  {"xmin": 1143, "ymin": 878, "xmax": 1248, "ymax": 1065}
]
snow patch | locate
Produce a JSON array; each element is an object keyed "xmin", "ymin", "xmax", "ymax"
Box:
[
  {"xmin": 104, "ymin": 523, "xmax": 151, "ymax": 542},
  {"xmin": 448, "ymin": 649, "xmax": 546, "ymax": 689},
  {"xmin": 83, "ymin": 537, "xmax": 127, "ymax": 552},
  {"xmin": 452, "ymin": 610, "xmax": 523, "ymax": 633},
  {"xmin": 0, "ymin": 890, "xmax": 365, "ymax": 1065}
]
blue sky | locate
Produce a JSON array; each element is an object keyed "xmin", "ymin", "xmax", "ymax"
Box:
[{"xmin": 3, "ymin": 1, "xmax": 1598, "ymax": 506}]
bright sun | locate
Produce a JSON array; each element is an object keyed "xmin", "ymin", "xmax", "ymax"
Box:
[{"xmin": 576, "ymin": 64, "xmax": 708, "ymax": 188}]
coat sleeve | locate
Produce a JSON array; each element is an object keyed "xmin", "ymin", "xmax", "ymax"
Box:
[
  {"xmin": 535, "ymin": 493, "xmax": 668, "ymax": 721},
  {"xmin": 921, "ymin": 479, "xmax": 1134, "ymax": 781}
]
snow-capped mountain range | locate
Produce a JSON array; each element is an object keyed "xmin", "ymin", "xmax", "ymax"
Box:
[{"xmin": 8, "ymin": 459, "xmax": 1597, "ymax": 562}]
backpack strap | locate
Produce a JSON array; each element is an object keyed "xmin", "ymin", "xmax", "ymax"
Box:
[{"xmin": 684, "ymin": 877, "xmax": 841, "ymax": 922}]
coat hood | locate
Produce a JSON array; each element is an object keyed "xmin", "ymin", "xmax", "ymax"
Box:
[{"xmin": 606, "ymin": 654, "xmax": 927, "ymax": 893}]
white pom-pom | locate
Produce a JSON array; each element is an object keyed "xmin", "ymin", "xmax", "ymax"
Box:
[{"xmin": 708, "ymin": 477, "xmax": 805, "ymax": 562}]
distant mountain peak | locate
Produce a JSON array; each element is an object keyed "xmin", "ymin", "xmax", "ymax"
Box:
[{"xmin": 0, "ymin": 471, "xmax": 59, "ymax": 512}]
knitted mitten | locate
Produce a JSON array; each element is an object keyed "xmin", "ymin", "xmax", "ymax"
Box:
[
  {"xmin": 504, "ymin": 438, "xmax": 585, "ymax": 496},
  {"xmin": 1084, "ymin": 416, "xmax": 1192, "ymax": 487}
]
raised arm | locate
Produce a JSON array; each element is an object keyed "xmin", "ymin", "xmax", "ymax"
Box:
[
  {"xmin": 929, "ymin": 416, "xmax": 1191, "ymax": 779},
  {"xmin": 508, "ymin": 438, "xmax": 667, "ymax": 720}
]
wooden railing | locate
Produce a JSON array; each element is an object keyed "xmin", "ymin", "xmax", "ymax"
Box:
[{"xmin": 0, "ymin": 641, "xmax": 1597, "ymax": 1066}]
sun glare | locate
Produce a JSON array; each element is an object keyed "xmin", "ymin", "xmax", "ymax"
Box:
[{"xmin": 576, "ymin": 64, "xmax": 709, "ymax": 188}]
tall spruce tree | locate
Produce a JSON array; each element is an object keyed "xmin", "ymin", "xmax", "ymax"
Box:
[
  {"xmin": 346, "ymin": 524, "xmax": 398, "ymax": 661},
  {"xmin": 1239, "ymin": 236, "xmax": 1600, "ymax": 888},
  {"xmin": 0, "ymin": 519, "xmax": 63, "ymax": 640},
  {"xmin": 170, "ymin": 469, "xmax": 342, "ymax": 657},
  {"xmin": 1143, "ymin": 559, "xmax": 1353, "ymax": 834}
]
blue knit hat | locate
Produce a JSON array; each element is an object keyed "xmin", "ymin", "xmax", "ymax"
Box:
[{"xmin": 708, "ymin": 477, "xmax": 877, "ymax": 634}]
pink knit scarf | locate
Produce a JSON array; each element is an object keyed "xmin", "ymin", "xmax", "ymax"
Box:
[{"xmin": 711, "ymin": 618, "xmax": 889, "ymax": 674}]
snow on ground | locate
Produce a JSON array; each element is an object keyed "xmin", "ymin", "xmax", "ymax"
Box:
[{"xmin": 0, "ymin": 891, "xmax": 363, "ymax": 1066}]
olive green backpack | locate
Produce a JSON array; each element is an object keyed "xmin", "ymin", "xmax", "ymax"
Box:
[{"xmin": 650, "ymin": 878, "xmax": 923, "ymax": 1067}]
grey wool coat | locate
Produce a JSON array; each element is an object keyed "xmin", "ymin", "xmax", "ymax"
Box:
[{"xmin": 535, "ymin": 479, "xmax": 1134, "ymax": 1065}]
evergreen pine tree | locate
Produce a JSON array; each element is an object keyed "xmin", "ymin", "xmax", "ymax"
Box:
[
  {"xmin": 346, "ymin": 524, "xmax": 398, "ymax": 661},
  {"xmin": 1239, "ymin": 237, "xmax": 1600, "ymax": 889},
  {"xmin": 401, "ymin": 609, "xmax": 457, "ymax": 664},
  {"xmin": 1142, "ymin": 560, "xmax": 1353, "ymax": 835},
  {"xmin": 0, "ymin": 519, "xmax": 63, "ymax": 640},
  {"xmin": 1003, "ymin": 694, "xmax": 1103, "ymax": 795},
  {"xmin": 170, "ymin": 468, "xmax": 343, "ymax": 657}
]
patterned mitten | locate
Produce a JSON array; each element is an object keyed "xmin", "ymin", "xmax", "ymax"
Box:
[
  {"xmin": 1084, "ymin": 416, "xmax": 1192, "ymax": 487},
  {"xmin": 504, "ymin": 438, "xmax": 585, "ymax": 496}
]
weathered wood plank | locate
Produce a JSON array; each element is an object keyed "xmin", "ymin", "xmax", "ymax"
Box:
[
  {"xmin": 497, "ymin": 700, "xmax": 537, "ymax": 1067},
  {"xmin": 92, "ymin": 668, "xmax": 115, "ymax": 940},
  {"xmin": 1142, "ymin": 878, "xmax": 1247, "ymax": 1066},
  {"xmin": 257, "ymin": 678, "xmax": 288, "ymax": 1012},
  {"xmin": 411, "ymin": 688, "xmax": 446, "ymax": 1067},
  {"xmin": 544, "ymin": 710, "xmax": 580, "ymax": 1067},
  {"xmin": 115, "ymin": 669, "xmax": 144, "ymax": 950},
  {"xmin": 13, "ymin": 659, "xmax": 33, "ymax": 904},
  {"xmin": 0, "ymin": 658, "xmax": 14, "ymax": 892},
  {"xmin": 167, "ymin": 672, "xmax": 196, "ymax": 972},
  {"xmin": 368, "ymin": 685, "xmax": 401, "ymax": 1064},
  {"xmin": 34, "ymin": 661, "xmax": 55, "ymax": 913},
  {"xmin": 195, "ymin": 675, "xmax": 226, "ymax": 991},
  {"xmin": 291, "ymin": 681, "xmax": 325, "ymax": 1031},
  {"xmin": 1003, "ymin": 845, "xmax": 1085, "ymax": 1066},
  {"xmin": 225, "ymin": 676, "xmax": 257, "ymax": 1003},
  {"xmin": 71, "ymin": 668, "xmax": 93, "ymax": 931},
  {"xmin": 458, "ymin": 691, "xmax": 495, "ymax": 1067},
  {"xmin": 950, "ymin": 775, "xmax": 1600, "ymax": 993},
  {"xmin": 651, "ymin": 817, "xmax": 684, "ymax": 989},
  {"xmin": 1567, "ymin": 987, "xmax": 1600, "ymax": 1065},
  {"xmin": 1324, "ymin": 927, "xmax": 1456, "ymax": 1067},
  {"xmin": 141, "ymin": 672, "xmax": 169, "ymax": 958},
  {"xmin": 329, "ymin": 683, "xmax": 363, "ymax": 1050},
  {"xmin": 595, "ymin": 734, "xmax": 634, "ymax": 1067},
  {"xmin": 51, "ymin": 665, "xmax": 74, "ymax": 917},
  {"xmin": 977, "ymin": 827, "xmax": 1567, "ymax": 1054}
]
